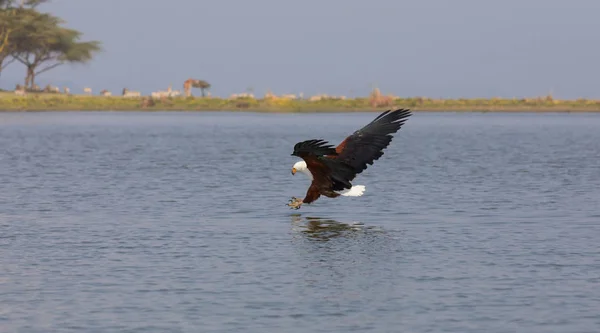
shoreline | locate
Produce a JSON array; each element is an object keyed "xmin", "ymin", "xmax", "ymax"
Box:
[
  {"xmin": 2, "ymin": 93, "xmax": 600, "ymax": 113},
  {"xmin": 1, "ymin": 108, "xmax": 597, "ymax": 114}
]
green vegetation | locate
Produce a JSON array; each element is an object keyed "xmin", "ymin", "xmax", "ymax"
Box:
[
  {"xmin": 2, "ymin": 92, "xmax": 600, "ymax": 112},
  {"xmin": 0, "ymin": 0, "xmax": 101, "ymax": 90}
]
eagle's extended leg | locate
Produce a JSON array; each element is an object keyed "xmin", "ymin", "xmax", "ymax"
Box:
[
  {"xmin": 287, "ymin": 197, "xmax": 303, "ymax": 210},
  {"xmin": 288, "ymin": 185, "xmax": 319, "ymax": 210}
]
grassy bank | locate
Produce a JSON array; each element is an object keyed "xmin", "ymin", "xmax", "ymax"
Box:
[{"xmin": 2, "ymin": 92, "xmax": 600, "ymax": 112}]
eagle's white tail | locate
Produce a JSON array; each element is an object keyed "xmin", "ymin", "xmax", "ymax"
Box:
[{"xmin": 338, "ymin": 185, "xmax": 366, "ymax": 197}]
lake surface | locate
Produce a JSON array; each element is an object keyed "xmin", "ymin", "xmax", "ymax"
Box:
[{"xmin": 1, "ymin": 111, "xmax": 599, "ymax": 333}]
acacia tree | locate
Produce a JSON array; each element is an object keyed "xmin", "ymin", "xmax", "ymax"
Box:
[
  {"xmin": 10, "ymin": 9, "xmax": 101, "ymax": 89},
  {"xmin": 0, "ymin": 11, "xmax": 12, "ymax": 54},
  {"xmin": 0, "ymin": 0, "xmax": 53, "ymax": 82},
  {"xmin": 0, "ymin": 3, "xmax": 18, "ymax": 79},
  {"xmin": 0, "ymin": 12, "xmax": 12, "ymax": 65},
  {"xmin": 0, "ymin": 0, "xmax": 48, "ymax": 52},
  {"xmin": 192, "ymin": 80, "xmax": 211, "ymax": 97}
]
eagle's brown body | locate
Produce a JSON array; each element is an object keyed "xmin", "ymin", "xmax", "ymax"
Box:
[{"xmin": 288, "ymin": 108, "xmax": 412, "ymax": 209}]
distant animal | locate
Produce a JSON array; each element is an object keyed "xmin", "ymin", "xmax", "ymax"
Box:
[
  {"xmin": 287, "ymin": 108, "xmax": 412, "ymax": 209},
  {"xmin": 44, "ymin": 85, "xmax": 60, "ymax": 93},
  {"xmin": 100, "ymin": 89, "xmax": 112, "ymax": 96},
  {"xmin": 63, "ymin": 87, "xmax": 70, "ymax": 94},
  {"xmin": 83, "ymin": 87, "xmax": 92, "ymax": 95},
  {"xmin": 123, "ymin": 90, "xmax": 141, "ymax": 97},
  {"xmin": 229, "ymin": 93, "xmax": 255, "ymax": 99},
  {"xmin": 14, "ymin": 89, "xmax": 26, "ymax": 96},
  {"xmin": 151, "ymin": 87, "xmax": 181, "ymax": 99}
]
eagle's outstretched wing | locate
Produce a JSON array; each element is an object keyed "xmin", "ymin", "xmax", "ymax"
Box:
[{"xmin": 332, "ymin": 108, "xmax": 411, "ymax": 175}]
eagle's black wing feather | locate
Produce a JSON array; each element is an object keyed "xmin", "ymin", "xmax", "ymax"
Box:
[
  {"xmin": 291, "ymin": 139, "xmax": 337, "ymax": 157},
  {"xmin": 320, "ymin": 157, "xmax": 355, "ymax": 191},
  {"xmin": 333, "ymin": 108, "xmax": 411, "ymax": 175}
]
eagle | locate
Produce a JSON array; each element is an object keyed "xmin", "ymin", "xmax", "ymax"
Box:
[{"xmin": 288, "ymin": 108, "xmax": 412, "ymax": 209}]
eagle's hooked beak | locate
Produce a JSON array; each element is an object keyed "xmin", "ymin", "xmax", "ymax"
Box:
[{"xmin": 291, "ymin": 168, "xmax": 296, "ymax": 175}]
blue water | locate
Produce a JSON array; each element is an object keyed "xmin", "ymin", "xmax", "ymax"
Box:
[{"xmin": 1, "ymin": 111, "xmax": 599, "ymax": 332}]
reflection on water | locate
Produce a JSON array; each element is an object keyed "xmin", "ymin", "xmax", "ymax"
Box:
[{"xmin": 290, "ymin": 214, "xmax": 384, "ymax": 241}]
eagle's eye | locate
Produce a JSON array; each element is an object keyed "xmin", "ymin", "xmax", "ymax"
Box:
[{"xmin": 291, "ymin": 168, "xmax": 296, "ymax": 175}]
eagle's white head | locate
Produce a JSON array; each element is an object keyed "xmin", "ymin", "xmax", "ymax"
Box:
[{"xmin": 291, "ymin": 160, "xmax": 313, "ymax": 180}]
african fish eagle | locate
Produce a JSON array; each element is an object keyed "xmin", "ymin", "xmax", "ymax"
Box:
[{"xmin": 288, "ymin": 108, "xmax": 412, "ymax": 209}]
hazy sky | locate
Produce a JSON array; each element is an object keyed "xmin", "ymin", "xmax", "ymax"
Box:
[{"xmin": 2, "ymin": 0, "xmax": 599, "ymax": 98}]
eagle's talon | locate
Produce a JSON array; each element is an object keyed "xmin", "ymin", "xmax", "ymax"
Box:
[{"xmin": 287, "ymin": 197, "xmax": 303, "ymax": 209}]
